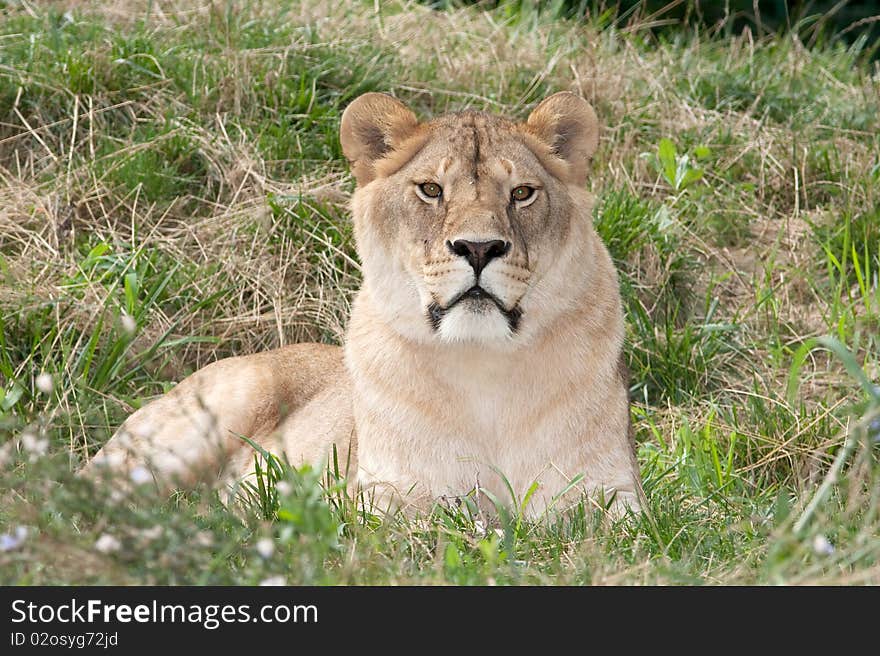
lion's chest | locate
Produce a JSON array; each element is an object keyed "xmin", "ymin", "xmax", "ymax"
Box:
[{"xmin": 352, "ymin": 366, "xmax": 588, "ymax": 507}]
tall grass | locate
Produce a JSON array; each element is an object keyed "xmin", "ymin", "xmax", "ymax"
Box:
[{"xmin": 1, "ymin": 0, "xmax": 878, "ymax": 584}]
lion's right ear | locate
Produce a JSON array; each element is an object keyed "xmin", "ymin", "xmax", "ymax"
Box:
[{"xmin": 340, "ymin": 93, "xmax": 419, "ymax": 186}]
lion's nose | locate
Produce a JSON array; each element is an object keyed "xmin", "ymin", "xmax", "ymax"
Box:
[{"xmin": 447, "ymin": 239, "xmax": 510, "ymax": 277}]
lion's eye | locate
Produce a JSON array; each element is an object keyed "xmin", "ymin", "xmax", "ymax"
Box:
[
  {"xmin": 511, "ymin": 186, "xmax": 535, "ymax": 202},
  {"xmin": 418, "ymin": 182, "xmax": 442, "ymax": 199}
]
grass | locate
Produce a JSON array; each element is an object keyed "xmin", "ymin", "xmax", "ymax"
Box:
[{"xmin": 1, "ymin": 0, "xmax": 879, "ymax": 585}]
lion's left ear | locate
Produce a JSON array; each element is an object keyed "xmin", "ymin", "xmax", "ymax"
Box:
[
  {"xmin": 340, "ymin": 93, "xmax": 420, "ymax": 186},
  {"xmin": 524, "ymin": 92, "xmax": 599, "ymax": 185}
]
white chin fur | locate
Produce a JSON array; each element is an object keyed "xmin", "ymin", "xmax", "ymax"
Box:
[{"xmin": 436, "ymin": 302, "xmax": 512, "ymax": 344}]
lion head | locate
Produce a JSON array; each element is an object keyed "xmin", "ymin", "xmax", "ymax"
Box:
[{"xmin": 340, "ymin": 92, "xmax": 602, "ymax": 348}]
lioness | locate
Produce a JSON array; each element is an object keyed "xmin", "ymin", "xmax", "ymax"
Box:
[{"xmin": 84, "ymin": 92, "xmax": 643, "ymax": 517}]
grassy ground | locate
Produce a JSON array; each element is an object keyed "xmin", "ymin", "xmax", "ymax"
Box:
[{"xmin": 1, "ymin": 0, "xmax": 878, "ymax": 585}]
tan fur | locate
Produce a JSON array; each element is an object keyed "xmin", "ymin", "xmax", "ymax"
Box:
[{"xmin": 85, "ymin": 92, "xmax": 643, "ymax": 518}]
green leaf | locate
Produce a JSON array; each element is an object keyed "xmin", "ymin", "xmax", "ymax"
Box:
[
  {"xmin": 657, "ymin": 138, "xmax": 677, "ymax": 186},
  {"xmin": 681, "ymin": 167, "xmax": 704, "ymax": 189},
  {"xmin": 124, "ymin": 271, "xmax": 139, "ymax": 315},
  {"xmin": 444, "ymin": 543, "xmax": 461, "ymax": 570},
  {"xmin": 1, "ymin": 382, "xmax": 24, "ymax": 411},
  {"xmin": 82, "ymin": 242, "xmax": 110, "ymax": 270}
]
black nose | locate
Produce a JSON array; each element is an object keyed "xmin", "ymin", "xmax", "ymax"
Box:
[{"xmin": 448, "ymin": 239, "xmax": 510, "ymax": 277}]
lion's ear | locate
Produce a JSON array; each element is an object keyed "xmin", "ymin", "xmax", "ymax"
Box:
[
  {"xmin": 340, "ymin": 93, "xmax": 419, "ymax": 186},
  {"xmin": 524, "ymin": 92, "xmax": 599, "ymax": 185}
]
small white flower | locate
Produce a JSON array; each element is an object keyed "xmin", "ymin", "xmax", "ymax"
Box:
[
  {"xmin": 93, "ymin": 451, "xmax": 125, "ymax": 468},
  {"xmin": 94, "ymin": 534, "xmax": 122, "ymax": 554},
  {"xmin": 35, "ymin": 373, "xmax": 54, "ymax": 394},
  {"xmin": 20, "ymin": 432, "xmax": 48, "ymax": 457},
  {"xmin": 869, "ymin": 417, "xmax": 880, "ymax": 444},
  {"xmin": 121, "ymin": 314, "xmax": 137, "ymax": 335},
  {"xmin": 255, "ymin": 537, "xmax": 275, "ymax": 559},
  {"xmin": 259, "ymin": 575, "xmax": 286, "ymax": 586},
  {"xmin": 812, "ymin": 534, "xmax": 835, "ymax": 556},
  {"xmin": 0, "ymin": 442, "xmax": 12, "ymax": 468},
  {"xmin": 276, "ymin": 480, "xmax": 293, "ymax": 497},
  {"xmin": 0, "ymin": 526, "xmax": 28, "ymax": 552},
  {"xmin": 138, "ymin": 526, "xmax": 163, "ymax": 541},
  {"xmin": 195, "ymin": 531, "xmax": 214, "ymax": 547},
  {"xmin": 130, "ymin": 466, "xmax": 153, "ymax": 486}
]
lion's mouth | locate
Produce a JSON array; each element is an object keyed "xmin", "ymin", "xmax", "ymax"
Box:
[{"xmin": 427, "ymin": 286, "xmax": 522, "ymax": 332}]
